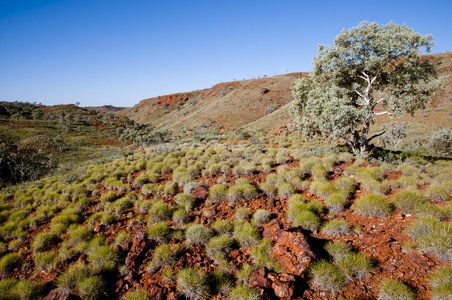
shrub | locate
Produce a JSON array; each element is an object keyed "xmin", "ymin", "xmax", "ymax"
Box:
[
  {"xmin": 336, "ymin": 252, "xmax": 374, "ymax": 281},
  {"xmin": 234, "ymin": 207, "xmax": 250, "ymax": 221},
  {"xmin": 172, "ymin": 209, "xmax": 189, "ymax": 225},
  {"xmin": 185, "ymin": 224, "xmax": 212, "ymax": 246},
  {"xmin": 310, "ymin": 259, "xmax": 346, "ymax": 295},
  {"xmin": 392, "ymin": 190, "xmax": 430, "ymax": 214},
  {"xmin": 212, "ymin": 219, "xmax": 233, "ymax": 235},
  {"xmin": 120, "ymin": 288, "xmax": 149, "ymax": 300},
  {"xmin": 141, "ymin": 183, "xmax": 156, "ymax": 195},
  {"xmin": 0, "ymin": 278, "xmax": 17, "ymax": 300},
  {"xmin": 32, "ymin": 231, "xmax": 58, "ymax": 253},
  {"xmin": 114, "ymin": 232, "xmax": 132, "ymax": 247},
  {"xmin": 148, "ymin": 201, "xmax": 171, "ymax": 223},
  {"xmin": 338, "ymin": 152, "xmax": 354, "ymax": 163},
  {"xmin": 334, "ymin": 176, "xmax": 357, "ymax": 192},
  {"xmin": 430, "ymin": 128, "xmax": 452, "ymax": 157},
  {"xmin": 206, "ymin": 235, "xmax": 234, "ymax": 264},
  {"xmin": 148, "ymin": 243, "xmax": 179, "ymax": 273},
  {"xmin": 11, "ymin": 279, "xmax": 44, "ymax": 300},
  {"xmin": 258, "ymin": 182, "xmax": 277, "ymax": 197},
  {"xmin": 228, "ymin": 285, "xmax": 260, "ymax": 300},
  {"xmin": 378, "ymin": 278, "xmax": 415, "ymax": 300},
  {"xmin": 311, "ymin": 164, "xmax": 328, "ymax": 179},
  {"xmin": 252, "ymin": 209, "xmax": 271, "ymax": 225},
  {"xmin": 234, "ymin": 222, "xmax": 261, "ymax": 247},
  {"xmin": 325, "ymin": 241, "xmax": 351, "ymax": 262},
  {"xmin": 88, "ymin": 245, "xmax": 118, "ymax": 273},
  {"xmin": 236, "ymin": 263, "xmax": 256, "ymax": 285},
  {"xmin": 278, "ymin": 183, "xmax": 295, "ymax": 198},
  {"xmin": 426, "ymin": 184, "xmax": 451, "ymax": 202},
  {"xmin": 353, "ymin": 194, "xmax": 392, "ymax": 218},
  {"xmin": 292, "ymin": 210, "xmax": 320, "ymax": 231},
  {"xmin": 163, "ymin": 181, "xmax": 176, "ymax": 196},
  {"xmin": 176, "ymin": 267, "xmax": 210, "ymax": 300},
  {"xmin": 147, "ymin": 222, "xmax": 171, "ymax": 244},
  {"xmin": 322, "ymin": 219, "xmax": 350, "ymax": 236},
  {"xmin": 428, "ymin": 266, "xmax": 452, "ymax": 300},
  {"xmin": 265, "ymin": 173, "xmax": 279, "ymax": 187},
  {"xmin": 34, "ymin": 251, "xmax": 59, "ymax": 272},
  {"xmin": 324, "ymin": 191, "xmax": 349, "ymax": 213},
  {"xmin": 175, "ymin": 193, "xmax": 196, "ymax": 212},
  {"xmin": 310, "ymin": 180, "xmax": 336, "ymax": 199},
  {"xmin": 361, "ymin": 179, "xmax": 388, "ymax": 195},
  {"xmin": 56, "ymin": 261, "xmax": 91, "ymax": 296},
  {"xmin": 78, "ymin": 275, "xmax": 105, "ymax": 300},
  {"xmin": 0, "ymin": 252, "xmax": 21, "ymax": 275},
  {"xmin": 251, "ymin": 239, "xmax": 279, "ymax": 271},
  {"xmin": 208, "ymin": 184, "xmax": 228, "ymax": 203},
  {"xmin": 397, "ymin": 176, "xmax": 418, "ymax": 189},
  {"xmin": 416, "ymin": 222, "xmax": 452, "ymax": 261}
]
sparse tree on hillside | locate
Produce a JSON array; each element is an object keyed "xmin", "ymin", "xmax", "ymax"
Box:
[{"xmin": 290, "ymin": 21, "xmax": 444, "ymax": 154}]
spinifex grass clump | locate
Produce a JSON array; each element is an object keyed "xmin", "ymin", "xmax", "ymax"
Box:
[
  {"xmin": 324, "ymin": 191, "xmax": 349, "ymax": 213},
  {"xmin": 147, "ymin": 243, "xmax": 180, "ymax": 274},
  {"xmin": 353, "ymin": 193, "xmax": 392, "ymax": 218},
  {"xmin": 426, "ymin": 184, "xmax": 451, "ymax": 202},
  {"xmin": 252, "ymin": 209, "xmax": 271, "ymax": 225},
  {"xmin": 321, "ymin": 219, "xmax": 350, "ymax": 236},
  {"xmin": 428, "ymin": 266, "xmax": 452, "ymax": 300},
  {"xmin": 147, "ymin": 222, "xmax": 171, "ymax": 244},
  {"xmin": 208, "ymin": 184, "xmax": 228, "ymax": 203},
  {"xmin": 234, "ymin": 221, "xmax": 261, "ymax": 247},
  {"xmin": 392, "ymin": 190, "xmax": 430, "ymax": 214},
  {"xmin": 185, "ymin": 224, "xmax": 212, "ymax": 246},
  {"xmin": 377, "ymin": 278, "xmax": 415, "ymax": 300},
  {"xmin": 286, "ymin": 195, "xmax": 323, "ymax": 231},
  {"xmin": 176, "ymin": 267, "xmax": 210, "ymax": 300},
  {"xmin": 404, "ymin": 216, "xmax": 452, "ymax": 261},
  {"xmin": 309, "ymin": 259, "xmax": 346, "ymax": 296}
]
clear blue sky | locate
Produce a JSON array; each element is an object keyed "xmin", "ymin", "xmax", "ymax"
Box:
[{"xmin": 1, "ymin": 0, "xmax": 451, "ymax": 107}]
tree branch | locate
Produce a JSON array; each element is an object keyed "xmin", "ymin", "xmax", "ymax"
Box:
[
  {"xmin": 374, "ymin": 111, "xmax": 392, "ymax": 116},
  {"xmin": 368, "ymin": 131, "xmax": 386, "ymax": 142},
  {"xmin": 371, "ymin": 97, "xmax": 385, "ymax": 111},
  {"xmin": 354, "ymin": 89, "xmax": 364, "ymax": 98}
]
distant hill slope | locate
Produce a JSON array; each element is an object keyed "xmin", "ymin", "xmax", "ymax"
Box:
[
  {"xmin": 117, "ymin": 73, "xmax": 305, "ymax": 132},
  {"xmin": 86, "ymin": 105, "xmax": 127, "ymax": 113},
  {"xmin": 119, "ymin": 52, "xmax": 452, "ymax": 134}
]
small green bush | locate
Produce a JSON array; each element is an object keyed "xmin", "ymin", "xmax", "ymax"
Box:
[
  {"xmin": 336, "ymin": 252, "xmax": 374, "ymax": 281},
  {"xmin": 176, "ymin": 267, "xmax": 210, "ymax": 300},
  {"xmin": 175, "ymin": 193, "xmax": 196, "ymax": 212},
  {"xmin": 0, "ymin": 252, "xmax": 21, "ymax": 275},
  {"xmin": 34, "ymin": 251, "xmax": 59, "ymax": 272},
  {"xmin": 426, "ymin": 184, "xmax": 451, "ymax": 202},
  {"xmin": 292, "ymin": 210, "xmax": 320, "ymax": 231},
  {"xmin": 311, "ymin": 164, "xmax": 328, "ymax": 180},
  {"xmin": 228, "ymin": 285, "xmax": 260, "ymax": 300},
  {"xmin": 322, "ymin": 219, "xmax": 350, "ymax": 236},
  {"xmin": 0, "ymin": 277, "xmax": 17, "ymax": 300},
  {"xmin": 78, "ymin": 275, "xmax": 105, "ymax": 300},
  {"xmin": 353, "ymin": 194, "xmax": 392, "ymax": 218},
  {"xmin": 147, "ymin": 201, "xmax": 172, "ymax": 223},
  {"xmin": 278, "ymin": 183, "xmax": 295, "ymax": 198},
  {"xmin": 172, "ymin": 209, "xmax": 189, "ymax": 225},
  {"xmin": 258, "ymin": 182, "xmax": 277, "ymax": 197},
  {"xmin": 377, "ymin": 278, "xmax": 415, "ymax": 300},
  {"xmin": 310, "ymin": 259, "xmax": 346, "ymax": 295},
  {"xmin": 120, "ymin": 288, "xmax": 149, "ymax": 300},
  {"xmin": 310, "ymin": 180, "xmax": 336, "ymax": 199},
  {"xmin": 428, "ymin": 266, "xmax": 452, "ymax": 300},
  {"xmin": 235, "ymin": 263, "xmax": 256, "ymax": 285},
  {"xmin": 252, "ymin": 209, "xmax": 271, "ymax": 225},
  {"xmin": 88, "ymin": 245, "xmax": 118, "ymax": 273},
  {"xmin": 251, "ymin": 239, "xmax": 279, "ymax": 271},
  {"xmin": 11, "ymin": 279, "xmax": 44, "ymax": 300},
  {"xmin": 147, "ymin": 222, "xmax": 171, "ymax": 244},
  {"xmin": 212, "ymin": 219, "xmax": 233, "ymax": 235},
  {"xmin": 32, "ymin": 231, "xmax": 59, "ymax": 253},
  {"xmin": 234, "ymin": 207, "xmax": 250, "ymax": 221},
  {"xmin": 56, "ymin": 261, "xmax": 91, "ymax": 296},
  {"xmin": 234, "ymin": 222, "xmax": 261, "ymax": 247},
  {"xmin": 185, "ymin": 224, "xmax": 212, "ymax": 246},
  {"xmin": 325, "ymin": 241, "xmax": 351, "ymax": 262},
  {"xmin": 324, "ymin": 191, "xmax": 349, "ymax": 213},
  {"xmin": 148, "ymin": 243, "xmax": 179, "ymax": 273},
  {"xmin": 206, "ymin": 235, "xmax": 234, "ymax": 264},
  {"xmin": 392, "ymin": 190, "xmax": 430, "ymax": 214},
  {"xmin": 208, "ymin": 184, "xmax": 228, "ymax": 203}
]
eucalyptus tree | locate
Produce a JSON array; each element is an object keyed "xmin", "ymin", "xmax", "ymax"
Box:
[{"xmin": 290, "ymin": 21, "xmax": 443, "ymax": 154}]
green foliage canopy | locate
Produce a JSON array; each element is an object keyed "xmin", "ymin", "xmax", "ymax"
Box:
[{"xmin": 291, "ymin": 21, "xmax": 443, "ymax": 153}]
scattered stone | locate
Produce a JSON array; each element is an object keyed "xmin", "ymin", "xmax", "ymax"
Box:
[
  {"xmin": 263, "ymin": 221, "xmax": 315, "ymax": 276},
  {"xmin": 191, "ymin": 186, "xmax": 209, "ymax": 200}
]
